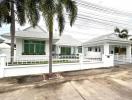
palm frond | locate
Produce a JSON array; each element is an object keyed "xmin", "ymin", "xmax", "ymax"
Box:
[
  {"xmin": 114, "ymin": 27, "xmax": 120, "ymax": 33},
  {"xmin": 56, "ymin": 2, "xmax": 65, "ymax": 35},
  {"xmin": 16, "ymin": 0, "xmax": 26, "ymax": 26},
  {"xmin": 121, "ymin": 29, "xmax": 128, "ymax": 34},
  {"xmin": 63, "ymin": 0, "xmax": 77, "ymax": 26},
  {"xmin": 25, "ymin": 0, "xmax": 40, "ymax": 27},
  {"xmin": 39, "ymin": 0, "xmax": 56, "ymax": 31},
  {"xmin": 0, "ymin": 0, "xmax": 11, "ymax": 26}
]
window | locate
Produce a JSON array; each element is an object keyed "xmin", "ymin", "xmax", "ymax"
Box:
[
  {"xmin": 95, "ymin": 48, "xmax": 97, "ymax": 52},
  {"xmin": 99, "ymin": 48, "xmax": 101, "ymax": 52},
  {"xmin": 78, "ymin": 46, "xmax": 82, "ymax": 53},
  {"xmin": 61, "ymin": 47, "xmax": 71, "ymax": 55},
  {"xmin": 88, "ymin": 47, "xmax": 92, "ymax": 51},
  {"xmin": 23, "ymin": 40, "xmax": 45, "ymax": 55}
]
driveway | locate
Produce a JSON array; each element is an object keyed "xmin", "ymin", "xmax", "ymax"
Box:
[{"xmin": 0, "ymin": 65, "xmax": 132, "ymax": 100}]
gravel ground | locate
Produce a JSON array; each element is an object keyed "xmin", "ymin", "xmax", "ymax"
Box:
[{"xmin": 0, "ymin": 64, "xmax": 132, "ymax": 100}]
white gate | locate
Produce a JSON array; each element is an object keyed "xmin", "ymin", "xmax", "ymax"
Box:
[{"xmin": 114, "ymin": 55, "xmax": 132, "ymax": 65}]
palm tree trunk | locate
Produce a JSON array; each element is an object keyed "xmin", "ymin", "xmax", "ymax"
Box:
[
  {"xmin": 10, "ymin": 1, "xmax": 15, "ymax": 65},
  {"xmin": 49, "ymin": 30, "xmax": 53, "ymax": 74}
]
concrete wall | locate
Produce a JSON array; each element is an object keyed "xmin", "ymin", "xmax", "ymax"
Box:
[{"xmin": 0, "ymin": 54, "xmax": 114, "ymax": 78}]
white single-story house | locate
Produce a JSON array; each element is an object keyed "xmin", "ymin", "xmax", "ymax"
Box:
[
  {"xmin": 83, "ymin": 33, "xmax": 132, "ymax": 62},
  {"xmin": 0, "ymin": 43, "xmax": 11, "ymax": 57},
  {"xmin": 55, "ymin": 35, "xmax": 82, "ymax": 55},
  {"xmin": 1, "ymin": 26, "xmax": 82, "ymax": 60},
  {"xmin": 0, "ymin": 37, "xmax": 12, "ymax": 59}
]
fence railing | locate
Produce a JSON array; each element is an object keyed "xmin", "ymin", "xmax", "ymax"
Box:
[
  {"xmin": 6, "ymin": 54, "xmax": 80, "ymax": 66},
  {"xmin": 0, "ymin": 54, "xmax": 115, "ymax": 78},
  {"xmin": 5, "ymin": 54, "xmax": 104, "ymax": 66},
  {"xmin": 114, "ymin": 54, "xmax": 132, "ymax": 65}
]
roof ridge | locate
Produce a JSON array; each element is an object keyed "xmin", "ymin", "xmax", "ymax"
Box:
[{"xmin": 23, "ymin": 25, "xmax": 47, "ymax": 33}]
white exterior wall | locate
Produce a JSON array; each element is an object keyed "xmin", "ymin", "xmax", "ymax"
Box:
[
  {"xmin": 126, "ymin": 44, "xmax": 132, "ymax": 62},
  {"xmin": 0, "ymin": 48, "xmax": 10, "ymax": 58},
  {"xmin": 16, "ymin": 38, "xmax": 49, "ymax": 60}
]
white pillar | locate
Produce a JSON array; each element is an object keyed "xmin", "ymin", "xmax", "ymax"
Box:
[
  {"xmin": 79, "ymin": 54, "xmax": 83, "ymax": 69},
  {"xmin": 103, "ymin": 43, "xmax": 114, "ymax": 67},
  {"xmin": 56, "ymin": 46, "xmax": 60, "ymax": 54},
  {"xmin": 75, "ymin": 47, "xmax": 78, "ymax": 54},
  {"xmin": 104, "ymin": 43, "xmax": 110, "ymax": 55},
  {"xmin": 82, "ymin": 46, "xmax": 86, "ymax": 58},
  {"xmin": 71, "ymin": 47, "xmax": 74, "ymax": 54},
  {"xmin": 0, "ymin": 54, "xmax": 6, "ymax": 67},
  {"xmin": 126, "ymin": 44, "xmax": 131, "ymax": 63},
  {"xmin": 0, "ymin": 54, "xmax": 6, "ymax": 78}
]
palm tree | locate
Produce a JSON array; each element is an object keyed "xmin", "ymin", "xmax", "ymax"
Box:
[
  {"xmin": 39, "ymin": 0, "xmax": 77, "ymax": 75},
  {"xmin": 0, "ymin": 0, "xmax": 40, "ymax": 64},
  {"xmin": 114, "ymin": 27, "xmax": 128, "ymax": 39},
  {"xmin": 114, "ymin": 27, "xmax": 129, "ymax": 54}
]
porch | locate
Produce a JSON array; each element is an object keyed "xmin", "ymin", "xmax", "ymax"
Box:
[
  {"xmin": 83, "ymin": 43, "xmax": 132, "ymax": 65},
  {"xmin": 83, "ymin": 33, "xmax": 132, "ymax": 65}
]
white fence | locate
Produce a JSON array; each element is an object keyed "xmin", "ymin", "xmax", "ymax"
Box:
[
  {"xmin": 0, "ymin": 54, "xmax": 114, "ymax": 78},
  {"xmin": 6, "ymin": 55, "xmax": 80, "ymax": 65},
  {"xmin": 114, "ymin": 55, "xmax": 132, "ymax": 65}
]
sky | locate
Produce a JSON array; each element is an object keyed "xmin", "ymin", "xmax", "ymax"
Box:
[
  {"xmin": 88, "ymin": 0, "xmax": 132, "ymax": 12},
  {"xmin": 1, "ymin": 0, "xmax": 132, "ymax": 42}
]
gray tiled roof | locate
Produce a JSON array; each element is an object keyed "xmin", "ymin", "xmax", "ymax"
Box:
[
  {"xmin": 56, "ymin": 35, "xmax": 82, "ymax": 46},
  {"xmin": 1, "ymin": 26, "xmax": 59, "ymax": 40},
  {"xmin": 83, "ymin": 33, "xmax": 132, "ymax": 45}
]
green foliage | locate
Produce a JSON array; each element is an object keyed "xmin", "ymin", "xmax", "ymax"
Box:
[
  {"xmin": 114, "ymin": 27, "xmax": 128, "ymax": 39},
  {"xmin": 0, "ymin": 0, "xmax": 40, "ymax": 27},
  {"xmin": 39, "ymin": 0, "xmax": 77, "ymax": 35}
]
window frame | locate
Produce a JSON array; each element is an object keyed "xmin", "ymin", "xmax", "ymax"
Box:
[{"xmin": 22, "ymin": 40, "xmax": 46, "ymax": 55}]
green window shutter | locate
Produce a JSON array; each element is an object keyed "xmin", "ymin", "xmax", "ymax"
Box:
[
  {"xmin": 35, "ymin": 43, "xmax": 40, "ymax": 54},
  {"xmin": 23, "ymin": 40, "xmax": 45, "ymax": 55},
  {"xmin": 29, "ymin": 43, "xmax": 34, "ymax": 54},
  {"xmin": 61, "ymin": 47, "xmax": 71, "ymax": 55},
  {"xmin": 24, "ymin": 43, "xmax": 29, "ymax": 53}
]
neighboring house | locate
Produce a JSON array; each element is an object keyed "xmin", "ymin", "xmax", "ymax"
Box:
[
  {"xmin": 83, "ymin": 33, "xmax": 132, "ymax": 60},
  {"xmin": 0, "ymin": 43, "xmax": 11, "ymax": 58},
  {"xmin": 1, "ymin": 26, "xmax": 82, "ymax": 60},
  {"xmin": 0, "ymin": 37, "xmax": 12, "ymax": 59},
  {"xmin": 55, "ymin": 35, "xmax": 82, "ymax": 55}
]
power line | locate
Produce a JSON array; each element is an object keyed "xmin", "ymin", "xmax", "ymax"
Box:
[{"xmin": 76, "ymin": 0, "xmax": 132, "ymax": 17}]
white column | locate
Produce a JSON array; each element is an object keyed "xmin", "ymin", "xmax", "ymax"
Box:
[
  {"xmin": 103, "ymin": 43, "xmax": 114, "ymax": 67},
  {"xmin": 71, "ymin": 47, "xmax": 74, "ymax": 54},
  {"xmin": 0, "ymin": 54, "xmax": 6, "ymax": 78},
  {"xmin": 126, "ymin": 44, "xmax": 131, "ymax": 63},
  {"xmin": 56, "ymin": 46, "xmax": 61, "ymax": 54},
  {"xmin": 81, "ymin": 46, "xmax": 85, "ymax": 59},
  {"xmin": 75, "ymin": 47, "xmax": 78, "ymax": 54},
  {"xmin": 104, "ymin": 43, "xmax": 110, "ymax": 55}
]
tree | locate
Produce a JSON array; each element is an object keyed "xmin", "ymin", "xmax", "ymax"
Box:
[
  {"xmin": 114, "ymin": 27, "xmax": 128, "ymax": 39},
  {"xmin": 0, "ymin": 0, "xmax": 40, "ymax": 64},
  {"xmin": 114, "ymin": 27, "xmax": 129, "ymax": 54},
  {"xmin": 39, "ymin": 0, "xmax": 77, "ymax": 75}
]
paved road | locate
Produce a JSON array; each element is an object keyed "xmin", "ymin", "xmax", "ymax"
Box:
[{"xmin": 0, "ymin": 65, "xmax": 132, "ymax": 100}]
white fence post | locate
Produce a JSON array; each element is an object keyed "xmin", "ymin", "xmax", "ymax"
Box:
[
  {"xmin": 103, "ymin": 54, "xmax": 114, "ymax": 67},
  {"xmin": 79, "ymin": 54, "xmax": 83, "ymax": 69},
  {"xmin": 0, "ymin": 54, "xmax": 6, "ymax": 78}
]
